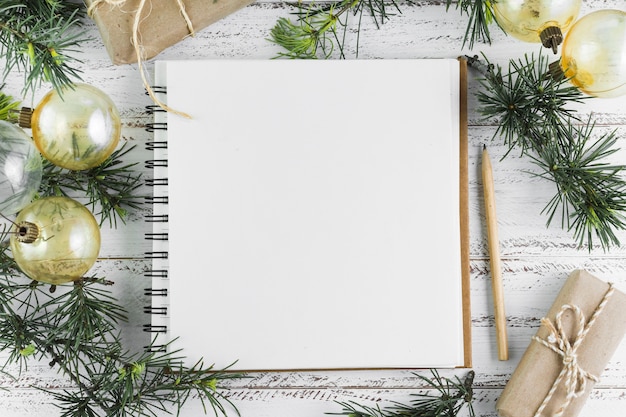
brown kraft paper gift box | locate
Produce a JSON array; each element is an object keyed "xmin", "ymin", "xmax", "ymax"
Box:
[
  {"xmin": 496, "ymin": 269, "xmax": 626, "ymax": 417},
  {"xmin": 85, "ymin": 0, "xmax": 255, "ymax": 65}
]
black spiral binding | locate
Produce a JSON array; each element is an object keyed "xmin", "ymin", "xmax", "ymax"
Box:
[
  {"xmin": 145, "ymin": 251, "xmax": 168, "ymax": 259},
  {"xmin": 143, "ymin": 324, "xmax": 167, "ymax": 333},
  {"xmin": 144, "ymin": 306, "xmax": 168, "ymax": 315},
  {"xmin": 145, "ymin": 196, "xmax": 168, "ymax": 204},
  {"xmin": 146, "ymin": 141, "xmax": 167, "ymax": 151},
  {"xmin": 144, "ymin": 86, "xmax": 169, "ymax": 353},
  {"xmin": 145, "ymin": 288, "xmax": 168, "ymax": 297},
  {"xmin": 146, "ymin": 214, "xmax": 168, "ymax": 223},
  {"xmin": 146, "ymin": 178, "xmax": 168, "ymax": 186},
  {"xmin": 145, "ymin": 159, "xmax": 167, "ymax": 169},
  {"xmin": 147, "ymin": 86, "xmax": 167, "ymax": 95},
  {"xmin": 145, "ymin": 269, "xmax": 168, "ymax": 278},
  {"xmin": 145, "ymin": 344, "xmax": 167, "ymax": 353},
  {"xmin": 145, "ymin": 232, "xmax": 168, "ymax": 241},
  {"xmin": 145, "ymin": 122, "xmax": 167, "ymax": 132}
]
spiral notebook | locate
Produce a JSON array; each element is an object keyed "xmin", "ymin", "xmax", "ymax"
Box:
[{"xmin": 145, "ymin": 58, "xmax": 471, "ymax": 371}]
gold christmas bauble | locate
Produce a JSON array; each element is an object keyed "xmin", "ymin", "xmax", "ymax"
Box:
[
  {"xmin": 492, "ymin": 0, "xmax": 581, "ymax": 51},
  {"xmin": 31, "ymin": 83, "xmax": 121, "ymax": 170},
  {"xmin": 559, "ymin": 9, "xmax": 626, "ymax": 98},
  {"xmin": 10, "ymin": 196, "xmax": 101, "ymax": 285}
]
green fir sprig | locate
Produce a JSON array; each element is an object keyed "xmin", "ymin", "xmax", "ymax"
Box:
[
  {"xmin": 0, "ymin": 89, "xmax": 20, "ymax": 123},
  {"xmin": 329, "ymin": 370, "xmax": 475, "ymax": 417},
  {"xmin": 0, "ymin": 221, "xmax": 242, "ymax": 416},
  {"xmin": 472, "ymin": 52, "xmax": 587, "ymax": 156},
  {"xmin": 0, "ymin": 229, "xmax": 19, "ymax": 277},
  {"xmin": 270, "ymin": 0, "xmax": 407, "ymax": 59},
  {"xmin": 0, "ymin": 0, "xmax": 86, "ymax": 97},
  {"xmin": 471, "ymin": 52, "xmax": 626, "ymax": 251},
  {"xmin": 44, "ymin": 342, "xmax": 242, "ymax": 417},
  {"xmin": 445, "ymin": 0, "xmax": 495, "ymax": 49},
  {"xmin": 269, "ymin": 0, "xmax": 505, "ymax": 58},
  {"xmin": 38, "ymin": 143, "xmax": 144, "ymax": 228},
  {"xmin": 530, "ymin": 121, "xmax": 626, "ymax": 251}
]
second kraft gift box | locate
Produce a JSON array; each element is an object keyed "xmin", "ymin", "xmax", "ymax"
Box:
[{"xmin": 496, "ymin": 269, "xmax": 626, "ymax": 417}]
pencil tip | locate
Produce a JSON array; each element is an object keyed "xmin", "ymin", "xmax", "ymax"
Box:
[{"xmin": 483, "ymin": 143, "xmax": 486, "ymax": 150}]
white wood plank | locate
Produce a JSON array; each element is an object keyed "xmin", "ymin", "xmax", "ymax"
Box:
[
  {"xmin": 1, "ymin": 0, "xmax": 626, "ymax": 416},
  {"xmin": 2, "ymin": 386, "xmax": 626, "ymax": 417}
]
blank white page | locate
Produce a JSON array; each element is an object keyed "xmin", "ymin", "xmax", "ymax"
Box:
[{"xmin": 155, "ymin": 59, "xmax": 464, "ymax": 370}]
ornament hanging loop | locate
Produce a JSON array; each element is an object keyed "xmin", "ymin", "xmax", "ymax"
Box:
[
  {"xmin": 540, "ymin": 26, "xmax": 564, "ymax": 54},
  {"xmin": 548, "ymin": 60, "xmax": 566, "ymax": 81},
  {"xmin": 16, "ymin": 221, "xmax": 39, "ymax": 244},
  {"xmin": 17, "ymin": 107, "xmax": 33, "ymax": 129}
]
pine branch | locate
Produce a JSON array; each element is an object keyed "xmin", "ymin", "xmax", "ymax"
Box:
[
  {"xmin": 469, "ymin": 52, "xmax": 626, "ymax": 250},
  {"xmin": 0, "ymin": 0, "xmax": 87, "ymax": 97},
  {"xmin": 0, "ymin": 89, "xmax": 21, "ymax": 123},
  {"xmin": 0, "ymin": 276, "xmax": 57, "ymax": 374},
  {"xmin": 330, "ymin": 370, "xmax": 475, "ymax": 417},
  {"xmin": 0, "ymin": 264, "xmax": 243, "ymax": 416},
  {"xmin": 0, "ymin": 220, "xmax": 241, "ymax": 416},
  {"xmin": 472, "ymin": 51, "xmax": 587, "ymax": 155},
  {"xmin": 38, "ymin": 143, "xmax": 144, "ymax": 228},
  {"xmin": 269, "ymin": 0, "xmax": 407, "ymax": 59},
  {"xmin": 0, "ymin": 228, "xmax": 20, "ymax": 278},
  {"xmin": 529, "ymin": 121, "xmax": 626, "ymax": 251},
  {"xmin": 445, "ymin": 0, "xmax": 495, "ymax": 49},
  {"xmin": 41, "ymin": 338, "xmax": 243, "ymax": 417},
  {"xmin": 269, "ymin": 0, "xmax": 505, "ymax": 57}
]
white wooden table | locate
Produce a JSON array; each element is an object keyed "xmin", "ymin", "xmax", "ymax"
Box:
[{"xmin": 2, "ymin": 1, "xmax": 626, "ymax": 416}]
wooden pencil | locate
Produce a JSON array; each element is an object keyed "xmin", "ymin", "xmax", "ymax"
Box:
[{"xmin": 482, "ymin": 144, "xmax": 508, "ymax": 361}]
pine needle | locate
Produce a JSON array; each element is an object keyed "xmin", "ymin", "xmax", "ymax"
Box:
[
  {"xmin": 269, "ymin": 0, "xmax": 407, "ymax": 59},
  {"xmin": 0, "ymin": 0, "xmax": 87, "ymax": 97},
  {"xmin": 470, "ymin": 51, "xmax": 626, "ymax": 250},
  {"xmin": 329, "ymin": 370, "xmax": 475, "ymax": 417},
  {"xmin": 38, "ymin": 143, "xmax": 144, "ymax": 228}
]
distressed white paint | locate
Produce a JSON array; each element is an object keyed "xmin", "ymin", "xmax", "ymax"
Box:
[{"xmin": 1, "ymin": 1, "xmax": 626, "ymax": 416}]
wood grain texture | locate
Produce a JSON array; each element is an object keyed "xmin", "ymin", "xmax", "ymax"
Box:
[{"xmin": 1, "ymin": 1, "xmax": 626, "ymax": 416}]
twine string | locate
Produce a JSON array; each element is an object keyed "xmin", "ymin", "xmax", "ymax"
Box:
[
  {"xmin": 88, "ymin": 0, "xmax": 193, "ymax": 118},
  {"xmin": 532, "ymin": 284, "xmax": 615, "ymax": 417},
  {"xmin": 175, "ymin": 0, "xmax": 195, "ymax": 37},
  {"xmin": 87, "ymin": 0, "xmax": 126, "ymax": 15}
]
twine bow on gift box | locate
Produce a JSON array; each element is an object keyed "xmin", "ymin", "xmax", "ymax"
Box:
[
  {"xmin": 87, "ymin": 0, "xmax": 193, "ymax": 118},
  {"xmin": 531, "ymin": 284, "xmax": 615, "ymax": 417}
]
